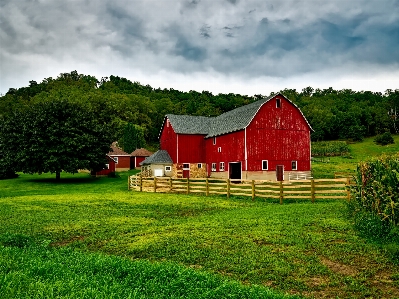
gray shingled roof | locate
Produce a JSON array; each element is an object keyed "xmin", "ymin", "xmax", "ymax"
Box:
[
  {"xmin": 163, "ymin": 93, "xmax": 312, "ymax": 139},
  {"xmin": 140, "ymin": 150, "xmax": 173, "ymax": 165},
  {"xmin": 165, "ymin": 114, "xmax": 210, "ymax": 134}
]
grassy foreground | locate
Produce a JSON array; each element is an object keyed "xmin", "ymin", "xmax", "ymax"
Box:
[{"xmin": 1, "ymin": 171, "xmax": 398, "ymax": 298}]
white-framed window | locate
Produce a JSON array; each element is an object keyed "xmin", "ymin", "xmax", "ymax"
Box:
[
  {"xmin": 105, "ymin": 164, "xmax": 109, "ymax": 170},
  {"xmin": 218, "ymin": 147, "xmax": 222, "ymax": 153},
  {"xmin": 113, "ymin": 157, "xmax": 119, "ymax": 164},
  {"xmin": 262, "ymin": 160, "xmax": 268, "ymax": 170},
  {"xmin": 213, "ymin": 137, "xmax": 216, "ymax": 145},
  {"xmin": 165, "ymin": 166, "xmax": 172, "ymax": 171},
  {"xmin": 211, "ymin": 163, "xmax": 216, "ymax": 171},
  {"xmin": 220, "ymin": 162, "xmax": 225, "ymax": 171},
  {"xmin": 183, "ymin": 163, "xmax": 190, "ymax": 170},
  {"xmin": 291, "ymin": 161, "xmax": 297, "ymax": 170},
  {"xmin": 276, "ymin": 98, "xmax": 281, "ymax": 108},
  {"xmin": 166, "ymin": 119, "xmax": 170, "ymax": 127},
  {"xmin": 197, "ymin": 163, "xmax": 202, "ymax": 169}
]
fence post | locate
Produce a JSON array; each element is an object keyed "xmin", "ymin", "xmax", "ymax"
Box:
[
  {"xmin": 346, "ymin": 177, "xmax": 351, "ymax": 201},
  {"xmin": 187, "ymin": 178, "xmax": 190, "ymax": 194},
  {"xmin": 128, "ymin": 176, "xmax": 131, "ymax": 190},
  {"xmin": 226, "ymin": 179, "xmax": 230, "ymax": 198},
  {"xmin": 251, "ymin": 180, "xmax": 255, "ymax": 201},
  {"xmin": 206, "ymin": 178, "xmax": 209, "ymax": 196},
  {"xmin": 140, "ymin": 175, "xmax": 143, "ymax": 192},
  {"xmin": 153, "ymin": 177, "xmax": 157, "ymax": 193},
  {"xmin": 169, "ymin": 177, "xmax": 173, "ymax": 192},
  {"xmin": 279, "ymin": 181, "xmax": 283, "ymax": 204},
  {"xmin": 311, "ymin": 179, "xmax": 315, "ymax": 203}
]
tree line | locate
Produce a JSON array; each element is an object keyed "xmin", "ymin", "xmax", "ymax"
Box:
[{"xmin": 0, "ymin": 70, "xmax": 398, "ymax": 178}]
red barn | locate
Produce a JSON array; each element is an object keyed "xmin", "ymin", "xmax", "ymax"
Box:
[{"xmin": 158, "ymin": 94, "xmax": 312, "ymax": 181}]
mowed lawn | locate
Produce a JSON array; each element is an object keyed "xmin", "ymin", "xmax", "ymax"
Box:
[{"xmin": 1, "ymin": 171, "xmax": 398, "ymax": 298}]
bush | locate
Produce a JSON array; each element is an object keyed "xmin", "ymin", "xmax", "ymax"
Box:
[{"xmin": 374, "ymin": 132, "xmax": 395, "ymax": 145}]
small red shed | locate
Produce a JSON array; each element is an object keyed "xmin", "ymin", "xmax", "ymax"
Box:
[
  {"xmin": 131, "ymin": 148, "xmax": 153, "ymax": 169},
  {"xmin": 91, "ymin": 155, "xmax": 116, "ymax": 176},
  {"xmin": 108, "ymin": 142, "xmax": 131, "ymax": 171}
]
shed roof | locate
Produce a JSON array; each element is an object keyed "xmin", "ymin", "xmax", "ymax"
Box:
[
  {"xmin": 163, "ymin": 93, "xmax": 312, "ymax": 138},
  {"xmin": 140, "ymin": 150, "xmax": 173, "ymax": 165},
  {"xmin": 108, "ymin": 143, "xmax": 130, "ymax": 156},
  {"xmin": 131, "ymin": 148, "xmax": 153, "ymax": 157}
]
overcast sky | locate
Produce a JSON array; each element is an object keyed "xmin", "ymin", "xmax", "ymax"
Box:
[{"xmin": 1, "ymin": 0, "xmax": 398, "ymax": 96}]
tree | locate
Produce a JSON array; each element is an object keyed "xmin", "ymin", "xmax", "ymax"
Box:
[
  {"xmin": 120, "ymin": 123, "xmax": 146, "ymax": 153},
  {"xmin": 0, "ymin": 99, "xmax": 113, "ymax": 180}
]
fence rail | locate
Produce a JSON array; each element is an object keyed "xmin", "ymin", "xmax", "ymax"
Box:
[{"xmin": 128, "ymin": 176, "xmax": 351, "ymax": 203}]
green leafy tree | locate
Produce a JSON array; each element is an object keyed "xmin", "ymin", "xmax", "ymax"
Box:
[
  {"xmin": 120, "ymin": 123, "xmax": 146, "ymax": 153},
  {"xmin": 0, "ymin": 100, "xmax": 113, "ymax": 180}
]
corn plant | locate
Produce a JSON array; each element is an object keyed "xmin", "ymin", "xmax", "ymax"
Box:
[
  {"xmin": 312, "ymin": 141, "xmax": 350, "ymax": 157},
  {"xmin": 350, "ymin": 154, "xmax": 399, "ymax": 230}
]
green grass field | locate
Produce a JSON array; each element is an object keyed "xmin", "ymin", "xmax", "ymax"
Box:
[
  {"xmin": 1, "ymin": 137, "xmax": 399, "ymax": 298},
  {"xmin": 312, "ymin": 135, "xmax": 399, "ymax": 178}
]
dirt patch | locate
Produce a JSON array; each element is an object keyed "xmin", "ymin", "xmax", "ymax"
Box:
[
  {"xmin": 50, "ymin": 235, "xmax": 85, "ymax": 247},
  {"xmin": 321, "ymin": 257, "xmax": 358, "ymax": 276}
]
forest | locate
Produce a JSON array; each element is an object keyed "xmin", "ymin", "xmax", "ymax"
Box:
[{"xmin": 1, "ymin": 70, "xmax": 399, "ymax": 148}]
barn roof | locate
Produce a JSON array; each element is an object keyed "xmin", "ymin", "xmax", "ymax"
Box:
[
  {"xmin": 131, "ymin": 148, "xmax": 153, "ymax": 157},
  {"xmin": 165, "ymin": 114, "xmax": 210, "ymax": 135},
  {"xmin": 140, "ymin": 150, "xmax": 173, "ymax": 165},
  {"xmin": 162, "ymin": 93, "xmax": 313, "ymax": 139}
]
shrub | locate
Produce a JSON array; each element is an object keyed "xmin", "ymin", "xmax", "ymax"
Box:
[{"xmin": 374, "ymin": 132, "xmax": 395, "ymax": 146}]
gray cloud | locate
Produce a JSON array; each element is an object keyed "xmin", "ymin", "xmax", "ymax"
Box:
[{"xmin": 1, "ymin": 0, "xmax": 398, "ymax": 94}]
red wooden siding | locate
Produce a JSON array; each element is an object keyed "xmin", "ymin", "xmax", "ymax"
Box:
[
  {"xmin": 205, "ymin": 130, "xmax": 245, "ymax": 172},
  {"xmin": 93, "ymin": 156, "xmax": 116, "ymax": 176},
  {"xmin": 109, "ymin": 156, "xmax": 130, "ymax": 170},
  {"xmin": 160, "ymin": 118, "xmax": 178, "ymax": 162},
  {"xmin": 177, "ymin": 134, "xmax": 206, "ymax": 163},
  {"xmin": 245, "ymin": 96, "xmax": 311, "ymax": 171},
  {"xmin": 160, "ymin": 118, "xmax": 206, "ymax": 164},
  {"xmin": 134, "ymin": 156, "xmax": 146, "ymax": 168}
]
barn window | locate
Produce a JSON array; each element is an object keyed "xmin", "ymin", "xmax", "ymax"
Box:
[
  {"xmin": 218, "ymin": 147, "xmax": 222, "ymax": 153},
  {"xmin": 165, "ymin": 166, "xmax": 172, "ymax": 171},
  {"xmin": 291, "ymin": 161, "xmax": 297, "ymax": 170},
  {"xmin": 113, "ymin": 157, "xmax": 119, "ymax": 164},
  {"xmin": 197, "ymin": 163, "xmax": 202, "ymax": 169},
  {"xmin": 183, "ymin": 163, "xmax": 190, "ymax": 170},
  {"xmin": 262, "ymin": 160, "xmax": 268, "ymax": 170},
  {"xmin": 211, "ymin": 163, "xmax": 216, "ymax": 171},
  {"xmin": 166, "ymin": 119, "xmax": 170, "ymax": 127},
  {"xmin": 220, "ymin": 162, "xmax": 225, "ymax": 171},
  {"xmin": 213, "ymin": 137, "xmax": 216, "ymax": 145},
  {"xmin": 276, "ymin": 98, "xmax": 281, "ymax": 108},
  {"xmin": 105, "ymin": 164, "xmax": 109, "ymax": 170}
]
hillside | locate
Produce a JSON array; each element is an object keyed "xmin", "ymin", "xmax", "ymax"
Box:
[{"xmin": 312, "ymin": 135, "xmax": 399, "ymax": 178}]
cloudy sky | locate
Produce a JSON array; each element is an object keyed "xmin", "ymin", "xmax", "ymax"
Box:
[{"xmin": 1, "ymin": 0, "xmax": 398, "ymax": 96}]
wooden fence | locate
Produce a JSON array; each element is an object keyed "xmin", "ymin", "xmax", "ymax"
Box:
[{"xmin": 128, "ymin": 176, "xmax": 351, "ymax": 203}]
